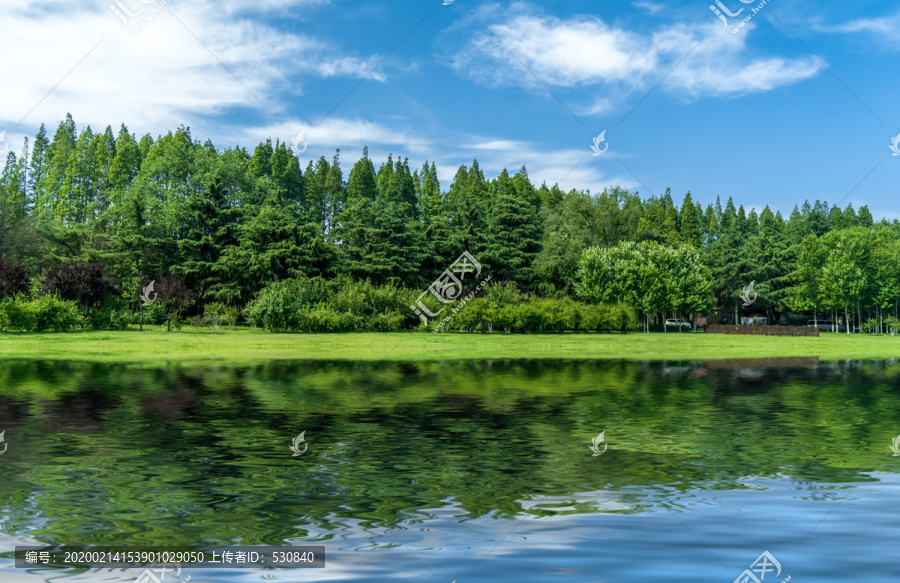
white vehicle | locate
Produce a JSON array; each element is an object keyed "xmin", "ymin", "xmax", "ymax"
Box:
[{"xmin": 665, "ymin": 318, "xmax": 692, "ymax": 328}]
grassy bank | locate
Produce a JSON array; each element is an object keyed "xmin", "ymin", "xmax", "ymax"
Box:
[{"xmin": 2, "ymin": 327, "xmax": 900, "ymax": 364}]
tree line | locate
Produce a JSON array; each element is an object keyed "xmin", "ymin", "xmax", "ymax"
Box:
[{"xmin": 0, "ymin": 114, "xmax": 897, "ymax": 333}]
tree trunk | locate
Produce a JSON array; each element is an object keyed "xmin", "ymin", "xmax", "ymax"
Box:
[
  {"xmin": 140, "ymin": 304, "xmax": 144, "ymax": 332},
  {"xmin": 167, "ymin": 314, "xmax": 172, "ymax": 332}
]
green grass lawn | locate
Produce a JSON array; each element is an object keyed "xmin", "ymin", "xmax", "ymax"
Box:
[{"xmin": 2, "ymin": 327, "xmax": 900, "ymax": 363}]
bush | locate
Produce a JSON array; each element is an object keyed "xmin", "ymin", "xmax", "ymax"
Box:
[
  {"xmin": 141, "ymin": 301, "xmax": 167, "ymax": 325},
  {"xmin": 91, "ymin": 297, "xmax": 134, "ymax": 330},
  {"xmin": 482, "ymin": 281, "xmax": 523, "ymax": 307},
  {"xmin": 243, "ymin": 279, "xmax": 306, "ymax": 331},
  {"xmin": 300, "ymin": 306, "xmax": 357, "ymax": 333},
  {"xmin": 0, "ymin": 296, "xmax": 37, "ymax": 332},
  {"xmin": 0, "ymin": 294, "xmax": 80, "ymax": 332},
  {"xmin": 367, "ymin": 310, "xmax": 405, "ymax": 332},
  {"xmin": 438, "ymin": 295, "xmax": 638, "ymax": 334},
  {"xmin": 886, "ymin": 316, "xmax": 900, "ymax": 335},
  {"xmin": 245, "ymin": 277, "xmax": 423, "ymax": 332},
  {"xmin": 203, "ymin": 302, "xmax": 239, "ymax": 329}
]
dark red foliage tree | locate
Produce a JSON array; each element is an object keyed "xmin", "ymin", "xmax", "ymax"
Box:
[
  {"xmin": 41, "ymin": 262, "xmax": 119, "ymax": 313},
  {"xmin": 141, "ymin": 274, "xmax": 196, "ymax": 331},
  {"xmin": 0, "ymin": 257, "xmax": 30, "ymax": 299}
]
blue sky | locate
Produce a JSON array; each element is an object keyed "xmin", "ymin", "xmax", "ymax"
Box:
[{"xmin": 1, "ymin": 0, "xmax": 898, "ymax": 219}]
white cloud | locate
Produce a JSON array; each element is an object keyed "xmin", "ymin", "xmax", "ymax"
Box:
[
  {"xmin": 316, "ymin": 56, "xmax": 386, "ymax": 82},
  {"xmin": 812, "ymin": 15, "xmax": 898, "ymax": 36},
  {"xmin": 811, "ymin": 13, "xmax": 900, "ymax": 45},
  {"xmin": 0, "ymin": 0, "xmax": 387, "ymax": 142},
  {"xmin": 467, "ymin": 139, "xmax": 531, "ymax": 151},
  {"xmin": 632, "ymin": 1, "xmax": 665, "ymax": 15},
  {"xmin": 661, "ymin": 23, "xmax": 822, "ymax": 97},
  {"xmin": 445, "ymin": 134, "xmax": 638, "ymax": 193},
  {"xmin": 446, "ymin": 6, "xmax": 820, "ymax": 107},
  {"xmin": 236, "ymin": 116, "xmax": 433, "ymax": 160}
]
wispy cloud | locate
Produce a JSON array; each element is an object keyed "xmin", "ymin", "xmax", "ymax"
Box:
[
  {"xmin": 811, "ymin": 12, "xmax": 900, "ymax": 43},
  {"xmin": 0, "ymin": 0, "xmax": 390, "ymax": 140},
  {"xmin": 632, "ymin": 1, "xmax": 665, "ymax": 15},
  {"xmin": 445, "ymin": 5, "xmax": 820, "ymax": 110}
]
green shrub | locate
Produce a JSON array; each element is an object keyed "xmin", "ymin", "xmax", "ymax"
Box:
[
  {"xmin": 578, "ymin": 303, "xmax": 601, "ymax": 332},
  {"xmin": 443, "ymin": 295, "xmax": 638, "ymax": 334},
  {"xmin": 202, "ymin": 302, "xmax": 239, "ymax": 329},
  {"xmin": 0, "ymin": 296, "xmax": 37, "ymax": 332},
  {"xmin": 243, "ymin": 279, "xmax": 306, "ymax": 331},
  {"xmin": 0, "ymin": 294, "xmax": 79, "ymax": 332},
  {"xmin": 188, "ymin": 314, "xmax": 207, "ymax": 328},
  {"xmin": 483, "ymin": 281, "xmax": 523, "ymax": 307},
  {"xmin": 300, "ymin": 306, "xmax": 357, "ymax": 333},
  {"xmin": 31, "ymin": 294, "xmax": 80, "ymax": 332},
  {"xmin": 447, "ymin": 298, "xmax": 482, "ymax": 333},
  {"xmin": 91, "ymin": 297, "xmax": 134, "ymax": 330},
  {"xmin": 141, "ymin": 301, "xmax": 167, "ymax": 325},
  {"xmin": 368, "ymin": 310, "xmax": 405, "ymax": 332}
]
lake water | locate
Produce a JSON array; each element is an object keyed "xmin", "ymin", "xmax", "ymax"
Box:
[{"xmin": 1, "ymin": 358, "xmax": 899, "ymax": 582}]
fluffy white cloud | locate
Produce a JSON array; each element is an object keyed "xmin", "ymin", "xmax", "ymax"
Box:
[
  {"xmin": 0, "ymin": 0, "xmax": 381, "ymax": 142},
  {"xmin": 446, "ymin": 6, "xmax": 820, "ymax": 105}
]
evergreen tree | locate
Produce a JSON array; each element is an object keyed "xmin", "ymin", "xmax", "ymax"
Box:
[
  {"xmin": 679, "ymin": 191, "xmax": 701, "ymax": 247},
  {"xmin": 448, "ymin": 161, "xmax": 489, "ymax": 257},
  {"xmin": 37, "ymin": 113, "xmax": 78, "ymax": 219},
  {"xmin": 418, "ymin": 161, "xmax": 454, "ymax": 277},
  {"xmin": 484, "ymin": 168, "xmax": 541, "ymax": 283},
  {"xmin": 29, "ymin": 124, "xmax": 50, "ymax": 208},
  {"xmin": 109, "ymin": 124, "xmax": 141, "ymax": 189}
]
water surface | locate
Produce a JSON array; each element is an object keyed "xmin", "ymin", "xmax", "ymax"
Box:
[{"xmin": 1, "ymin": 358, "xmax": 899, "ymax": 582}]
